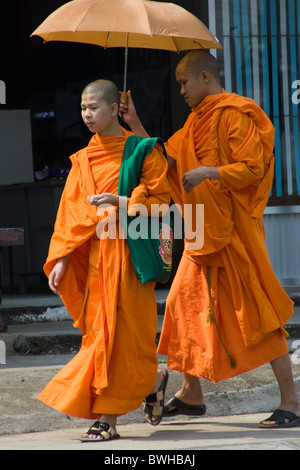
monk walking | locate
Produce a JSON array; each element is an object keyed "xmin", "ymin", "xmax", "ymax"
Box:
[
  {"xmin": 120, "ymin": 50, "xmax": 300, "ymax": 429},
  {"xmin": 38, "ymin": 79, "xmax": 170, "ymax": 441}
]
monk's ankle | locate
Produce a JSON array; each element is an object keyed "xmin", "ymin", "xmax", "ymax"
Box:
[
  {"xmin": 175, "ymin": 388, "xmax": 203, "ymax": 406},
  {"xmin": 100, "ymin": 415, "xmax": 117, "ymax": 431}
]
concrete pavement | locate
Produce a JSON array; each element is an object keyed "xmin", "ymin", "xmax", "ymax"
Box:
[
  {"xmin": 0, "ymin": 291, "xmax": 300, "ymax": 450},
  {"xmin": 0, "ymin": 413, "xmax": 300, "ymax": 450},
  {"xmin": 0, "ymin": 357, "xmax": 300, "ymax": 450}
]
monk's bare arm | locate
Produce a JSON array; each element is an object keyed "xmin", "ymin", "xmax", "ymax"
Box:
[
  {"xmin": 120, "ymin": 91, "xmax": 176, "ymax": 172},
  {"xmin": 168, "ymin": 155, "xmax": 177, "ymax": 170},
  {"xmin": 119, "ymin": 90, "xmax": 149, "ymax": 138},
  {"xmin": 182, "ymin": 166, "xmax": 220, "ymax": 193},
  {"xmin": 88, "ymin": 194, "xmax": 129, "ymax": 208}
]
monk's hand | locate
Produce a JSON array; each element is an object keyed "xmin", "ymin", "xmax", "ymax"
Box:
[
  {"xmin": 119, "ymin": 90, "xmax": 149, "ymax": 137},
  {"xmin": 182, "ymin": 166, "xmax": 220, "ymax": 193},
  {"xmin": 182, "ymin": 167, "xmax": 207, "ymax": 193},
  {"xmin": 88, "ymin": 194, "xmax": 119, "ymax": 207},
  {"xmin": 49, "ymin": 257, "xmax": 70, "ymax": 295}
]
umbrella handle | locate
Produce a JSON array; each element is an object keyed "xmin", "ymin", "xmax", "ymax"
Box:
[
  {"xmin": 123, "ymin": 33, "xmax": 129, "ymax": 94},
  {"xmin": 120, "ymin": 91, "xmax": 128, "ymax": 105},
  {"xmin": 120, "ymin": 34, "xmax": 129, "ymax": 106}
]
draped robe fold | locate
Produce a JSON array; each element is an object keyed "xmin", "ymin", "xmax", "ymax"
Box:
[
  {"xmin": 157, "ymin": 91, "xmax": 294, "ymax": 382},
  {"xmin": 38, "ymin": 129, "xmax": 170, "ymax": 419}
]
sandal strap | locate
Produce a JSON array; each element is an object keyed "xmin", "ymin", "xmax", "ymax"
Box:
[
  {"xmin": 144, "ymin": 403, "xmax": 163, "ymax": 417},
  {"xmin": 266, "ymin": 409, "xmax": 297, "ymax": 425},
  {"xmin": 145, "ymin": 390, "xmax": 164, "ymax": 403},
  {"xmin": 85, "ymin": 421, "xmax": 113, "ymax": 439},
  {"xmin": 143, "ymin": 369, "xmax": 169, "ymax": 426}
]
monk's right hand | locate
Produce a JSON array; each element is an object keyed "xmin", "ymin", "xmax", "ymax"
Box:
[{"xmin": 48, "ymin": 258, "xmax": 68, "ymax": 295}]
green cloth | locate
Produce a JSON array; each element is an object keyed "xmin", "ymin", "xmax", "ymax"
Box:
[{"xmin": 118, "ymin": 135, "xmax": 172, "ymax": 284}]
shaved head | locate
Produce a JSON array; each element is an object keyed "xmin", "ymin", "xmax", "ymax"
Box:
[
  {"xmin": 82, "ymin": 79, "xmax": 120, "ymax": 107},
  {"xmin": 175, "ymin": 50, "xmax": 222, "ymax": 108},
  {"xmin": 178, "ymin": 50, "xmax": 220, "ymax": 82},
  {"xmin": 81, "ymin": 79, "xmax": 123, "ymax": 136}
]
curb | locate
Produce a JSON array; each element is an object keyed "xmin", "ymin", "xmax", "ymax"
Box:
[{"xmin": 1, "ymin": 294, "xmax": 300, "ymax": 356}]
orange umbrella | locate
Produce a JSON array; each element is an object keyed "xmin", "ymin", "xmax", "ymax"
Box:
[{"xmin": 31, "ymin": 0, "xmax": 222, "ymax": 93}]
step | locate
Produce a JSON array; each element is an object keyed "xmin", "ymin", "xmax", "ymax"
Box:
[
  {"xmin": 0, "ymin": 290, "xmax": 168, "ymax": 331},
  {"xmin": 0, "ymin": 293, "xmax": 300, "ymax": 357}
]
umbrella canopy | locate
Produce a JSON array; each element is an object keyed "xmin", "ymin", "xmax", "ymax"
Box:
[
  {"xmin": 31, "ymin": 0, "xmax": 222, "ymax": 92},
  {"xmin": 31, "ymin": 0, "xmax": 222, "ymax": 52}
]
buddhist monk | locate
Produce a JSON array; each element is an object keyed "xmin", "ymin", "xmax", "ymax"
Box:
[
  {"xmin": 38, "ymin": 79, "xmax": 170, "ymax": 442},
  {"xmin": 120, "ymin": 50, "xmax": 300, "ymax": 429}
]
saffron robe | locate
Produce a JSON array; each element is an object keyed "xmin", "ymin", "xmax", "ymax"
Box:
[
  {"xmin": 157, "ymin": 91, "xmax": 294, "ymax": 382},
  {"xmin": 38, "ymin": 129, "xmax": 170, "ymax": 419}
]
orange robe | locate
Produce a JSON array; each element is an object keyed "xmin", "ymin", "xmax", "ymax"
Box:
[
  {"xmin": 157, "ymin": 91, "xmax": 294, "ymax": 383},
  {"xmin": 38, "ymin": 129, "xmax": 170, "ymax": 419}
]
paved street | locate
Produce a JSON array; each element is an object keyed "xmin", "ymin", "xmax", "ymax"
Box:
[
  {"xmin": 0, "ymin": 292, "xmax": 299, "ymax": 450},
  {"xmin": 0, "ymin": 413, "xmax": 300, "ymax": 451}
]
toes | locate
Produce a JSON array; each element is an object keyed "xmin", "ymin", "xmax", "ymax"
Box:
[
  {"xmin": 81, "ymin": 433, "xmax": 99, "ymax": 440},
  {"xmin": 145, "ymin": 412, "xmax": 159, "ymax": 424}
]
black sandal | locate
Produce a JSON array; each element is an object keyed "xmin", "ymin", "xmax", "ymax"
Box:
[
  {"xmin": 143, "ymin": 369, "xmax": 169, "ymax": 426},
  {"xmin": 259, "ymin": 409, "xmax": 300, "ymax": 429},
  {"xmin": 163, "ymin": 396, "xmax": 207, "ymax": 417},
  {"xmin": 80, "ymin": 421, "xmax": 121, "ymax": 442}
]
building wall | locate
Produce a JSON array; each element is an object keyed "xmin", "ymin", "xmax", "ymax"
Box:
[
  {"xmin": 0, "ymin": 1, "xmax": 180, "ymax": 289},
  {"xmin": 207, "ymin": 0, "xmax": 300, "ymax": 287},
  {"xmin": 1, "ymin": 1, "xmax": 299, "ymax": 288},
  {"xmin": 207, "ymin": 0, "xmax": 300, "ymax": 206}
]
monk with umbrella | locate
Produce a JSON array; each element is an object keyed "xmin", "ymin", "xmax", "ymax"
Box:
[{"xmin": 121, "ymin": 49, "xmax": 300, "ymax": 429}]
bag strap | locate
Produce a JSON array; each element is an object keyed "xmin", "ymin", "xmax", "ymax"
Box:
[{"xmin": 118, "ymin": 135, "xmax": 167, "ymax": 197}]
